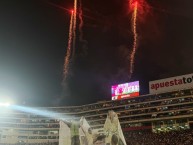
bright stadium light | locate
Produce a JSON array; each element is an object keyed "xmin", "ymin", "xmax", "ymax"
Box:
[
  {"xmin": 0, "ymin": 102, "xmax": 11, "ymax": 107},
  {"xmin": 11, "ymin": 105, "xmax": 71, "ymax": 121}
]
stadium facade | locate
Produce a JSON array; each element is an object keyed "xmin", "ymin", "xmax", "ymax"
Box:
[{"xmin": 0, "ymin": 74, "xmax": 193, "ymax": 145}]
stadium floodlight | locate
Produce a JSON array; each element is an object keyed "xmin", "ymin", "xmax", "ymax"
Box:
[{"xmin": 0, "ymin": 102, "xmax": 10, "ymax": 107}]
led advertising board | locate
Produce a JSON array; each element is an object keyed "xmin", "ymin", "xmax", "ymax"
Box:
[
  {"xmin": 149, "ymin": 73, "xmax": 193, "ymax": 94},
  {"xmin": 111, "ymin": 81, "xmax": 140, "ymax": 100}
]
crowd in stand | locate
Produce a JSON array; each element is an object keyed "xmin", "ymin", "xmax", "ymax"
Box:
[
  {"xmin": 1, "ymin": 89, "xmax": 192, "ymax": 118},
  {"xmin": 125, "ymin": 129, "xmax": 193, "ymax": 145},
  {"xmin": 0, "ymin": 123, "xmax": 60, "ymax": 129},
  {"xmin": 1, "ymin": 89, "xmax": 193, "ymax": 145},
  {"xmin": 1, "ymin": 89, "xmax": 193, "ymax": 129},
  {"xmin": 2, "ymin": 130, "xmax": 193, "ymax": 145},
  {"xmin": 3, "ymin": 142, "xmax": 58, "ymax": 145},
  {"xmin": 79, "ymin": 89, "xmax": 193, "ymax": 118},
  {"xmin": 32, "ymin": 88, "xmax": 193, "ymax": 114},
  {"xmin": 0, "ymin": 142, "xmax": 58, "ymax": 145}
]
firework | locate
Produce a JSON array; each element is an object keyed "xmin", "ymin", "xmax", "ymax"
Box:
[
  {"xmin": 72, "ymin": 0, "xmax": 78, "ymax": 58},
  {"xmin": 129, "ymin": 1, "xmax": 138, "ymax": 78},
  {"xmin": 63, "ymin": 11, "xmax": 74, "ymax": 80},
  {"xmin": 79, "ymin": 0, "xmax": 83, "ymax": 42},
  {"xmin": 79, "ymin": 0, "xmax": 88, "ymax": 55},
  {"xmin": 128, "ymin": 0, "xmax": 150, "ymax": 79}
]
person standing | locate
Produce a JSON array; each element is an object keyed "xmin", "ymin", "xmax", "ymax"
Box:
[{"xmin": 65, "ymin": 120, "xmax": 81, "ymax": 145}]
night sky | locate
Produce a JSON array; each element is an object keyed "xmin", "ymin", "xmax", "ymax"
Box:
[{"xmin": 0, "ymin": 0, "xmax": 193, "ymax": 106}]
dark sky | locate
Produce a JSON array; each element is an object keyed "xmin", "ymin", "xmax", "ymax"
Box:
[{"xmin": 0, "ymin": 0, "xmax": 193, "ymax": 106}]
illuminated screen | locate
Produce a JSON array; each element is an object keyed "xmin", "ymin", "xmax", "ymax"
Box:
[{"xmin": 111, "ymin": 81, "xmax": 140, "ymax": 100}]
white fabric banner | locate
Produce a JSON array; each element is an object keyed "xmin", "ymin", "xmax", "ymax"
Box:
[
  {"xmin": 79, "ymin": 117, "xmax": 93, "ymax": 145},
  {"xmin": 59, "ymin": 118, "xmax": 92, "ymax": 145},
  {"xmin": 104, "ymin": 111, "xmax": 126, "ymax": 145},
  {"xmin": 59, "ymin": 112, "xmax": 126, "ymax": 145},
  {"xmin": 59, "ymin": 121, "xmax": 71, "ymax": 145}
]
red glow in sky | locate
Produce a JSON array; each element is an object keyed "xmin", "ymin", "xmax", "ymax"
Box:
[
  {"xmin": 130, "ymin": 0, "xmax": 139, "ymax": 10},
  {"xmin": 129, "ymin": 0, "xmax": 149, "ymax": 16}
]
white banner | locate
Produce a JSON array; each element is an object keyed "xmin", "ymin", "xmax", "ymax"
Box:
[
  {"xmin": 79, "ymin": 117, "xmax": 92, "ymax": 145},
  {"xmin": 149, "ymin": 73, "xmax": 193, "ymax": 94},
  {"xmin": 104, "ymin": 111, "xmax": 126, "ymax": 145},
  {"xmin": 59, "ymin": 121, "xmax": 71, "ymax": 145},
  {"xmin": 59, "ymin": 118, "xmax": 92, "ymax": 145},
  {"xmin": 59, "ymin": 113, "xmax": 127, "ymax": 145}
]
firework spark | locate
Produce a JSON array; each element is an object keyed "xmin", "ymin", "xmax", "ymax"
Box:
[
  {"xmin": 72, "ymin": 0, "xmax": 78, "ymax": 58},
  {"xmin": 79, "ymin": 0, "xmax": 83, "ymax": 42},
  {"xmin": 63, "ymin": 11, "xmax": 74, "ymax": 80},
  {"xmin": 129, "ymin": 0, "xmax": 138, "ymax": 79},
  {"xmin": 79, "ymin": 0, "xmax": 88, "ymax": 55}
]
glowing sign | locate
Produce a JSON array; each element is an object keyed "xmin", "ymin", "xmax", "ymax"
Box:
[{"xmin": 111, "ymin": 81, "xmax": 140, "ymax": 100}]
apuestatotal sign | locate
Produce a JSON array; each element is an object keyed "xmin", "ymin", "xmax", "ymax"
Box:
[{"xmin": 149, "ymin": 73, "xmax": 193, "ymax": 94}]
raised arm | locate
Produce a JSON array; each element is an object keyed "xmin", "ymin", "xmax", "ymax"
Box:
[{"xmin": 62, "ymin": 119, "xmax": 71, "ymax": 128}]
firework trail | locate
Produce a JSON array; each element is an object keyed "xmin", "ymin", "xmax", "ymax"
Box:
[
  {"xmin": 63, "ymin": 11, "xmax": 74, "ymax": 80},
  {"xmin": 79, "ymin": 0, "xmax": 88, "ymax": 55},
  {"xmin": 128, "ymin": 0, "xmax": 150, "ymax": 79},
  {"xmin": 129, "ymin": 1, "xmax": 138, "ymax": 79},
  {"xmin": 72, "ymin": 0, "xmax": 78, "ymax": 58}
]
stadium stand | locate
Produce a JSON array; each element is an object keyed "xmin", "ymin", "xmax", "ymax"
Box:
[
  {"xmin": 125, "ymin": 129, "xmax": 193, "ymax": 145},
  {"xmin": 0, "ymin": 88, "xmax": 193, "ymax": 144}
]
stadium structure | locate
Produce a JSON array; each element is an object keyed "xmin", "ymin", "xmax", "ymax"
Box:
[{"xmin": 0, "ymin": 74, "xmax": 193, "ymax": 145}]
